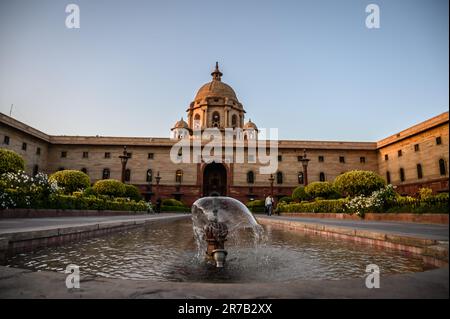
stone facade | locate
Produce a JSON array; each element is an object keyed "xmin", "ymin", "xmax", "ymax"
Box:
[{"xmin": 1, "ymin": 64, "xmax": 448, "ymax": 205}]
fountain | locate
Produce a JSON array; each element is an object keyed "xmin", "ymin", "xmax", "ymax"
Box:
[{"xmin": 191, "ymin": 196, "xmax": 264, "ymax": 267}]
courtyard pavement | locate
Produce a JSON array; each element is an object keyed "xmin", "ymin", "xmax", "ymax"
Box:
[
  {"xmin": 258, "ymin": 215, "xmax": 449, "ymax": 241},
  {"xmin": 0, "ymin": 213, "xmax": 190, "ymax": 235}
]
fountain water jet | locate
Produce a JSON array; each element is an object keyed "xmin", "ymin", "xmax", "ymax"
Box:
[{"xmin": 191, "ymin": 196, "xmax": 264, "ymax": 267}]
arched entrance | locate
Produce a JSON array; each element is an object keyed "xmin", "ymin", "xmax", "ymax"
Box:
[{"xmin": 203, "ymin": 162, "xmax": 227, "ymax": 196}]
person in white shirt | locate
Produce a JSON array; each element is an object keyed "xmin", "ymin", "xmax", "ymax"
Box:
[{"xmin": 265, "ymin": 195, "xmax": 274, "ymax": 216}]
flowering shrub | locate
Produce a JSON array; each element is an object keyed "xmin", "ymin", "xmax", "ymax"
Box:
[{"xmin": 418, "ymin": 187, "xmax": 433, "ymax": 200}]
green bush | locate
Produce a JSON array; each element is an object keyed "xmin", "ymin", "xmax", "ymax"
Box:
[
  {"xmin": 83, "ymin": 187, "xmax": 97, "ymax": 197},
  {"xmin": 93, "ymin": 179, "xmax": 126, "ymax": 197},
  {"xmin": 46, "ymin": 194, "xmax": 148, "ymax": 211},
  {"xmin": 49, "ymin": 170, "xmax": 90, "ymax": 194},
  {"xmin": 418, "ymin": 187, "xmax": 433, "ymax": 200},
  {"xmin": 305, "ymin": 182, "xmax": 338, "ymax": 199},
  {"xmin": 0, "ymin": 148, "xmax": 25, "ymax": 175},
  {"xmin": 162, "ymin": 198, "xmax": 185, "ymax": 207},
  {"xmin": 334, "ymin": 170, "xmax": 385, "ymax": 197},
  {"xmin": 124, "ymin": 184, "xmax": 142, "ymax": 201},
  {"xmin": 279, "ymin": 196, "xmax": 293, "ymax": 203},
  {"xmin": 292, "ymin": 186, "xmax": 308, "ymax": 201},
  {"xmin": 161, "ymin": 205, "xmax": 191, "ymax": 212}
]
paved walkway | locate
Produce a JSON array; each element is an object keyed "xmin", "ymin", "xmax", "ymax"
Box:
[
  {"xmin": 258, "ymin": 216, "xmax": 449, "ymax": 241},
  {"xmin": 0, "ymin": 213, "xmax": 189, "ymax": 235}
]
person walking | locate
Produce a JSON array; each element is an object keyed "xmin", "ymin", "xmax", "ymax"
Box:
[{"xmin": 265, "ymin": 195, "xmax": 274, "ymax": 216}]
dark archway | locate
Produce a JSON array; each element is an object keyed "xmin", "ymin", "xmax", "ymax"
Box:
[{"xmin": 203, "ymin": 162, "xmax": 227, "ymax": 196}]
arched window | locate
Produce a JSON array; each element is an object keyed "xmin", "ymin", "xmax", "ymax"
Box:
[
  {"xmin": 247, "ymin": 171, "xmax": 255, "ymax": 184},
  {"xmin": 175, "ymin": 170, "xmax": 183, "ymax": 183},
  {"xmin": 81, "ymin": 167, "xmax": 88, "ymax": 174},
  {"xmin": 194, "ymin": 114, "xmax": 201, "ymax": 129},
  {"xmin": 231, "ymin": 114, "xmax": 237, "ymax": 127},
  {"xmin": 276, "ymin": 171, "xmax": 283, "ymax": 184},
  {"xmin": 146, "ymin": 169, "xmax": 153, "ymax": 182},
  {"xmin": 399, "ymin": 168, "xmax": 405, "ymax": 182},
  {"xmin": 386, "ymin": 171, "xmax": 391, "ymax": 184},
  {"xmin": 319, "ymin": 172, "xmax": 325, "ymax": 182},
  {"xmin": 212, "ymin": 112, "xmax": 220, "ymax": 127},
  {"xmin": 33, "ymin": 165, "xmax": 39, "ymax": 176},
  {"xmin": 298, "ymin": 172, "xmax": 304, "ymax": 184},
  {"xmin": 439, "ymin": 159, "xmax": 447, "ymax": 176},
  {"xmin": 125, "ymin": 169, "xmax": 131, "ymax": 182},
  {"xmin": 416, "ymin": 164, "xmax": 423, "ymax": 179},
  {"xmin": 102, "ymin": 168, "xmax": 110, "ymax": 179}
]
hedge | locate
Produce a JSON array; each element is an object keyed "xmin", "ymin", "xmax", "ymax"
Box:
[
  {"xmin": 47, "ymin": 194, "xmax": 148, "ymax": 211},
  {"xmin": 162, "ymin": 198, "xmax": 185, "ymax": 207},
  {"xmin": 161, "ymin": 205, "xmax": 191, "ymax": 212},
  {"xmin": 334, "ymin": 170, "xmax": 385, "ymax": 196},
  {"xmin": 93, "ymin": 179, "xmax": 126, "ymax": 197},
  {"xmin": 0, "ymin": 148, "xmax": 25, "ymax": 175},
  {"xmin": 278, "ymin": 199, "xmax": 348, "ymax": 213},
  {"xmin": 49, "ymin": 170, "xmax": 90, "ymax": 194}
]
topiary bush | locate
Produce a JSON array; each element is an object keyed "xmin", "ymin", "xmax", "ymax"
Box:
[
  {"xmin": 334, "ymin": 170, "xmax": 385, "ymax": 197},
  {"xmin": 49, "ymin": 170, "xmax": 90, "ymax": 194},
  {"xmin": 162, "ymin": 198, "xmax": 185, "ymax": 207},
  {"xmin": 93, "ymin": 179, "xmax": 126, "ymax": 197},
  {"xmin": 304, "ymin": 181, "xmax": 338, "ymax": 199},
  {"xmin": 279, "ymin": 196, "xmax": 293, "ymax": 203},
  {"xmin": 0, "ymin": 148, "xmax": 25, "ymax": 175},
  {"xmin": 124, "ymin": 184, "xmax": 142, "ymax": 201},
  {"xmin": 292, "ymin": 186, "xmax": 308, "ymax": 201}
]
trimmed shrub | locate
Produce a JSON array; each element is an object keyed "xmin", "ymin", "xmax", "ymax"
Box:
[
  {"xmin": 162, "ymin": 198, "xmax": 185, "ymax": 207},
  {"xmin": 292, "ymin": 186, "xmax": 308, "ymax": 201},
  {"xmin": 83, "ymin": 187, "xmax": 97, "ymax": 197},
  {"xmin": 0, "ymin": 148, "xmax": 25, "ymax": 175},
  {"xmin": 334, "ymin": 170, "xmax": 385, "ymax": 197},
  {"xmin": 49, "ymin": 170, "xmax": 90, "ymax": 194},
  {"xmin": 246, "ymin": 199, "xmax": 265, "ymax": 213},
  {"xmin": 279, "ymin": 196, "xmax": 293, "ymax": 203},
  {"xmin": 277, "ymin": 199, "xmax": 348, "ymax": 214},
  {"xmin": 46, "ymin": 194, "xmax": 148, "ymax": 211},
  {"xmin": 93, "ymin": 179, "xmax": 126, "ymax": 197},
  {"xmin": 124, "ymin": 184, "xmax": 142, "ymax": 201},
  {"xmin": 304, "ymin": 182, "xmax": 337, "ymax": 199},
  {"xmin": 161, "ymin": 205, "xmax": 191, "ymax": 212}
]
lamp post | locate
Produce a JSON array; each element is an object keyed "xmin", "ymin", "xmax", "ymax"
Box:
[
  {"xmin": 268, "ymin": 174, "xmax": 275, "ymax": 196},
  {"xmin": 300, "ymin": 149, "xmax": 310, "ymax": 186},
  {"xmin": 155, "ymin": 171, "xmax": 161, "ymax": 198},
  {"xmin": 119, "ymin": 146, "xmax": 131, "ymax": 183}
]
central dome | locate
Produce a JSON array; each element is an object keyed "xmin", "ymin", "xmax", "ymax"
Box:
[{"xmin": 194, "ymin": 62, "xmax": 238, "ymax": 101}]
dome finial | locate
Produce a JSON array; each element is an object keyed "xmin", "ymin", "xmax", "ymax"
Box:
[{"xmin": 211, "ymin": 61, "xmax": 223, "ymax": 81}]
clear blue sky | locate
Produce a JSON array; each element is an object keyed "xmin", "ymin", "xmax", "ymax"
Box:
[{"xmin": 0, "ymin": 0, "xmax": 448, "ymax": 141}]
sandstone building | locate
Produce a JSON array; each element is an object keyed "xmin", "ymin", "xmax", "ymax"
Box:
[{"xmin": 1, "ymin": 64, "xmax": 448, "ymax": 204}]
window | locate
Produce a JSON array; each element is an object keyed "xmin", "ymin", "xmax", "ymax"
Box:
[
  {"xmin": 3, "ymin": 135, "xmax": 9, "ymax": 145},
  {"xmin": 247, "ymin": 171, "xmax": 255, "ymax": 184},
  {"xmin": 175, "ymin": 170, "xmax": 183, "ymax": 183},
  {"xmin": 33, "ymin": 165, "xmax": 39, "ymax": 176},
  {"xmin": 416, "ymin": 164, "xmax": 423, "ymax": 179},
  {"xmin": 278, "ymin": 155, "xmax": 282, "ymax": 162},
  {"xmin": 212, "ymin": 111, "xmax": 220, "ymax": 127},
  {"xmin": 125, "ymin": 169, "xmax": 131, "ymax": 182},
  {"xmin": 22, "ymin": 142, "xmax": 27, "ymax": 151},
  {"xmin": 102, "ymin": 168, "xmax": 110, "ymax": 179},
  {"xmin": 61, "ymin": 151, "xmax": 67, "ymax": 158},
  {"xmin": 414, "ymin": 144, "xmax": 419, "ymax": 152},
  {"xmin": 386, "ymin": 171, "xmax": 391, "ymax": 184},
  {"xmin": 298, "ymin": 172, "xmax": 304, "ymax": 184},
  {"xmin": 231, "ymin": 114, "xmax": 237, "ymax": 127},
  {"xmin": 148, "ymin": 153, "xmax": 154, "ymax": 159},
  {"xmin": 104, "ymin": 152, "xmax": 111, "ymax": 159},
  {"xmin": 318, "ymin": 156, "xmax": 324, "ymax": 162},
  {"xmin": 81, "ymin": 168, "xmax": 88, "ymax": 174},
  {"xmin": 276, "ymin": 171, "xmax": 283, "ymax": 184},
  {"xmin": 82, "ymin": 152, "xmax": 89, "ymax": 158},
  {"xmin": 436, "ymin": 136, "xmax": 442, "ymax": 145},
  {"xmin": 398, "ymin": 150, "xmax": 402, "ymax": 157},
  {"xmin": 319, "ymin": 172, "xmax": 325, "ymax": 182},
  {"xmin": 36, "ymin": 147, "xmax": 41, "ymax": 155},
  {"xmin": 385, "ymin": 154, "xmax": 389, "ymax": 161},
  {"xmin": 360, "ymin": 157, "xmax": 366, "ymax": 164},
  {"xmin": 400, "ymin": 168, "xmax": 405, "ymax": 182},
  {"xmin": 339, "ymin": 156, "xmax": 345, "ymax": 163},
  {"xmin": 194, "ymin": 114, "xmax": 201, "ymax": 129},
  {"xmin": 126, "ymin": 152, "xmax": 132, "ymax": 158},
  {"xmin": 439, "ymin": 159, "xmax": 447, "ymax": 176},
  {"xmin": 146, "ymin": 169, "xmax": 153, "ymax": 182}
]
